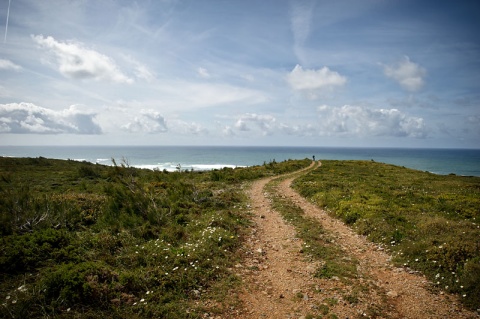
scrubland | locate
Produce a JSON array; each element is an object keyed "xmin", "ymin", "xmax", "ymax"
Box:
[
  {"xmin": 0, "ymin": 156, "xmax": 308, "ymax": 318},
  {"xmin": 1, "ymin": 157, "xmax": 478, "ymax": 318}
]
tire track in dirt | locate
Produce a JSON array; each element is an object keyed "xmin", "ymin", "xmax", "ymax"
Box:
[
  {"xmin": 232, "ymin": 162, "xmax": 478, "ymax": 319},
  {"xmin": 232, "ymin": 161, "xmax": 321, "ymax": 319}
]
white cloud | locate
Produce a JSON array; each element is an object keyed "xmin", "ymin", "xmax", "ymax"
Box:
[
  {"xmin": 221, "ymin": 106, "xmax": 427, "ymax": 140},
  {"xmin": 0, "ymin": 59, "xmax": 22, "ymax": 71},
  {"xmin": 197, "ymin": 67, "xmax": 211, "ymax": 79},
  {"xmin": 234, "ymin": 113, "xmax": 276, "ymax": 135},
  {"xmin": 383, "ymin": 56, "xmax": 426, "ymax": 92},
  {"xmin": 0, "ymin": 103, "xmax": 102, "ymax": 134},
  {"xmin": 32, "ymin": 35, "xmax": 133, "ymax": 83},
  {"xmin": 161, "ymin": 82, "xmax": 268, "ymax": 109},
  {"xmin": 317, "ymin": 104, "xmax": 428, "ymax": 138},
  {"xmin": 291, "ymin": 1, "xmax": 314, "ymax": 46},
  {"xmin": 213, "ymin": 113, "xmax": 279, "ymax": 137},
  {"xmin": 120, "ymin": 109, "xmax": 209, "ymax": 135},
  {"xmin": 170, "ymin": 119, "xmax": 208, "ymax": 135},
  {"xmin": 287, "ymin": 64, "xmax": 347, "ymax": 91},
  {"xmin": 221, "ymin": 125, "xmax": 235, "ymax": 137},
  {"xmin": 279, "ymin": 122, "xmax": 316, "ymax": 137},
  {"xmin": 134, "ymin": 64, "xmax": 155, "ymax": 82},
  {"xmin": 122, "ymin": 109, "xmax": 167, "ymax": 133},
  {"xmin": 290, "ymin": 1, "xmax": 315, "ymax": 63},
  {"xmin": 121, "ymin": 54, "xmax": 155, "ymax": 82}
]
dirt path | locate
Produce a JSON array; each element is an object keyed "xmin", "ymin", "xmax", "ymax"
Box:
[{"xmin": 231, "ymin": 162, "xmax": 478, "ymax": 319}]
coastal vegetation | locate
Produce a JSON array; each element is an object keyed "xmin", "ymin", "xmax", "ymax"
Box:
[
  {"xmin": 292, "ymin": 160, "xmax": 480, "ymax": 310},
  {"xmin": 0, "ymin": 156, "xmax": 309, "ymax": 318},
  {"xmin": 1, "ymin": 157, "xmax": 479, "ymax": 317}
]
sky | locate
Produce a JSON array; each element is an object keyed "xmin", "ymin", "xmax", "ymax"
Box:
[{"xmin": 0, "ymin": 0, "xmax": 479, "ymax": 148}]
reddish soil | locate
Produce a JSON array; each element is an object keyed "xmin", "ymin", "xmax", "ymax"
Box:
[{"xmin": 230, "ymin": 162, "xmax": 479, "ymax": 319}]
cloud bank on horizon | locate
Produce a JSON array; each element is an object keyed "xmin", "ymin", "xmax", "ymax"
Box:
[{"xmin": 0, "ymin": 0, "xmax": 479, "ymax": 148}]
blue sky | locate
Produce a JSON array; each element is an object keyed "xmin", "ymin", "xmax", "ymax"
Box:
[{"xmin": 0, "ymin": 0, "xmax": 479, "ymax": 148}]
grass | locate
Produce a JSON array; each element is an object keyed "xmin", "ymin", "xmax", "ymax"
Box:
[
  {"xmin": 3, "ymin": 156, "xmax": 479, "ymax": 315},
  {"xmin": 292, "ymin": 160, "xmax": 480, "ymax": 310},
  {"xmin": 0, "ymin": 156, "xmax": 310, "ymax": 318}
]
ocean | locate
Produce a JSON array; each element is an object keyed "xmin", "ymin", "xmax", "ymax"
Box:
[{"xmin": 1, "ymin": 146, "xmax": 479, "ymax": 177}]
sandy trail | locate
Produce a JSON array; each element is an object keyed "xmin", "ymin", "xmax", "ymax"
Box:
[{"xmin": 231, "ymin": 162, "xmax": 478, "ymax": 319}]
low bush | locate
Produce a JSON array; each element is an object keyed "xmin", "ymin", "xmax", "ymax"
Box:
[
  {"xmin": 1, "ymin": 228, "xmax": 76, "ymax": 274},
  {"xmin": 0, "ymin": 156, "xmax": 310, "ymax": 318}
]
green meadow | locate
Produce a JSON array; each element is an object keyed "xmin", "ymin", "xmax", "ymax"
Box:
[
  {"xmin": 292, "ymin": 160, "xmax": 480, "ymax": 310},
  {"xmin": 1, "ymin": 157, "xmax": 479, "ymax": 318}
]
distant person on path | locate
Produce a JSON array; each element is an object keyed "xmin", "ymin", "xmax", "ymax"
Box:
[{"xmin": 312, "ymin": 155, "xmax": 315, "ymax": 161}]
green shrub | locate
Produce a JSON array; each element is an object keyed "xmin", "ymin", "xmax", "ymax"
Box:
[
  {"xmin": 0, "ymin": 228, "xmax": 74, "ymax": 273},
  {"xmin": 77, "ymin": 164, "xmax": 100, "ymax": 179},
  {"xmin": 41, "ymin": 261, "xmax": 117, "ymax": 307}
]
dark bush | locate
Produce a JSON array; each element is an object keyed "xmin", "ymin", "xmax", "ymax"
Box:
[
  {"xmin": 42, "ymin": 261, "xmax": 117, "ymax": 307},
  {"xmin": 77, "ymin": 165, "xmax": 100, "ymax": 178},
  {"xmin": 1, "ymin": 228, "xmax": 73, "ymax": 273}
]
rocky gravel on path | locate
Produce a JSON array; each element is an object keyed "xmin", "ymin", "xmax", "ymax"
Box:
[{"xmin": 230, "ymin": 162, "xmax": 479, "ymax": 319}]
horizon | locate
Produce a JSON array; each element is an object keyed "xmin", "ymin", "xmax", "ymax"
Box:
[
  {"xmin": 2, "ymin": 144, "xmax": 479, "ymax": 177},
  {"xmin": 1, "ymin": 1, "xmax": 479, "ymax": 149},
  {"xmin": 2, "ymin": 144, "xmax": 480, "ymax": 151}
]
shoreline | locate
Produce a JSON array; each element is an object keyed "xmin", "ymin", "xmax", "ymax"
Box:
[{"xmin": 1, "ymin": 145, "xmax": 479, "ymax": 177}]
